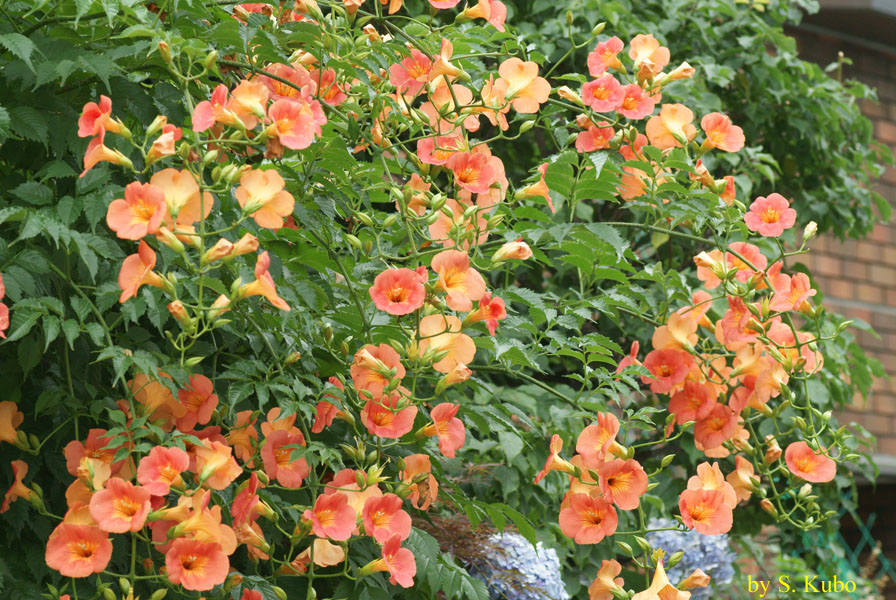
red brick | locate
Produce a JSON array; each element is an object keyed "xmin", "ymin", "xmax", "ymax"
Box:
[
  {"xmin": 862, "ymin": 98, "xmax": 888, "ymax": 119},
  {"xmin": 857, "ymin": 283, "xmax": 883, "ymax": 303},
  {"xmin": 877, "ymin": 436, "xmax": 896, "ymax": 455},
  {"xmin": 812, "ymin": 254, "xmax": 841, "ymax": 277},
  {"xmin": 856, "ymin": 241, "xmax": 879, "ymax": 262},
  {"xmin": 884, "ymin": 247, "xmax": 896, "ymax": 267},
  {"xmin": 873, "ymin": 395, "xmax": 896, "ymax": 416},
  {"xmin": 882, "ymin": 166, "xmax": 896, "ymax": 186},
  {"xmin": 842, "ymin": 259, "xmax": 868, "ymax": 280},
  {"xmin": 871, "ymin": 223, "xmax": 890, "ymax": 244},
  {"xmin": 826, "ymin": 279, "xmax": 854, "ymax": 299},
  {"xmin": 869, "ymin": 264, "xmax": 896, "ymax": 287},
  {"xmin": 877, "ymin": 120, "xmax": 896, "ymax": 145}
]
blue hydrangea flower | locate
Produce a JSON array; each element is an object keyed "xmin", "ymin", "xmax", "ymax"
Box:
[
  {"xmin": 645, "ymin": 517, "xmax": 736, "ymax": 599},
  {"xmin": 467, "ymin": 532, "xmax": 570, "ymax": 600}
]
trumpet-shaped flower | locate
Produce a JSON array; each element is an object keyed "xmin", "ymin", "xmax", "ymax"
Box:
[
  {"xmin": 118, "ymin": 240, "xmax": 166, "ymax": 303},
  {"xmin": 165, "ymin": 538, "xmax": 229, "ymax": 591},
  {"xmin": 137, "ymin": 446, "xmax": 189, "ymax": 496},
  {"xmin": 351, "ymin": 344, "xmax": 405, "ymax": 400},
  {"xmin": 369, "ymin": 268, "xmax": 426, "ymax": 315},
  {"xmin": 2, "ymin": 460, "xmax": 37, "ymax": 513},
  {"xmin": 401, "ymin": 454, "xmax": 438, "ymax": 510},
  {"xmin": 235, "ymin": 168, "xmax": 295, "ymax": 229},
  {"xmin": 700, "ymin": 113, "xmax": 744, "ymax": 152},
  {"xmin": 106, "ymin": 182, "xmax": 167, "ymax": 240},
  {"xmin": 669, "ymin": 381, "xmax": 717, "ymax": 425},
  {"xmin": 304, "ymin": 492, "xmax": 356, "ymax": 541},
  {"xmin": 576, "ymin": 412, "xmax": 620, "ymax": 468},
  {"xmin": 362, "ymin": 493, "xmax": 412, "ymax": 542},
  {"xmin": 632, "ymin": 559, "xmax": 690, "ymax": 600},
  {"xmin": 496, "ymin": 58, "xmax": 550, "ymax": 113},
  {"xmin": 725, "ymin": 455, "xmax": 757, "ymax": 503},
  {"xmin": 559, "ymin": 494, "xmax": 618, "ymax": 544},
  {"xmin": 629, "ymin": 34, "xmax": 670, "ymax": 77},
  {"xmin": 642, "ymin": 349, "xmax": 693, "ymax": 394},
  {"xmin": 0, "ymin": 401, "xmax": 24, "ymax": 445},
  {"xmin": 193, "ymin": 440, "xmax": 242, "ymax": 490},
  {"xmin": 744, "ymin": 194, "xmax": 796, "ymax": 238},
  {"xmin": 645, "ymin": 104, "xmax": 697, "ymax": 149},
  {"xmin": 599, "ymin": 459, "xmax": 648, "ymax": 510},
  {"xmin": 78, "ymin": 95, "xmax": 122, "ymax": 137},
  {"xmin": 237, "ymin": 251, "xmax": 290, "ymax": 311},
  {"xmin": 446, "ymin": 151, "xmax": 499, "ymax": 195},
  {"xmin": 261, "ymin": 429, "xmax": 309, "ymax": 488},
  {"xmin": 784, "ymin": 441, "xmax": 836, "ymax": 483},
  {"xmin": 360, "ymin": 391, "xmax": 418, "ymax": 439},
  {"xmin": 589, "ymin": 559, "xmax": 625, "ymax": 600},
  {"xmin": 431, "ymin": 249, "xmax": 486, "ymax": 311},
  {"xmin": 422, "ymin": 403, "xmax": 466, "ymax": 458},
  {"xmin": 417, "ymin": 314, "xmax": 476, "ymax": 373},
  {"xmin": 465, "ymin": 292, "xmax": 506, "ymax": 336},
  {"xmin": 582, "ymin": 74, "xmax": 624, "ymax": 113},
  {"xmin": 678, "ymin": 488, "xmax": 732, "ymax": 535},
  {"xmin": 686, "ymin": 463, "xmax": 737, "ymax": 509},
  {"xmin": 587, "ymin": 37, "xmax": 624, "ymax": 77},
  {"xmin": 389, "ymin": 49, "xmax": 433, "ymax": 97},
  {"xmin": 45, "ymin": 523, "xmax": 112, "ymax": 577},
  {"xmin": 176, "ymin": 374, "xmax": 218, "ymax": 432},
  {"xmin": 150, "ymin": 168, "xmax": 214, "ymax": 227},
  {"xmin": 616, "ymin": 84, "xmax": 657, "ymax": 120},
  {"xmin": 88, "ymin": 477, "xmax": 151, "ymax": 533},
  {"xmin": 264, "ymin": 95, "xmax": 327, "ymax": 150}
]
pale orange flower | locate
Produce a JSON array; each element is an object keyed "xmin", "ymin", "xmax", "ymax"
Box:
[
  {"xmin": 559, "ymin": 493, "xmax": 618, "ymax": 544},
  {"xmin": 150, "ymin": 168, "xmax": 214, "ymax": 227},
  {"xmin": 351, "ymin": 344, "xmax": 406, "ymax": 400},
  {"xmin": 632, "ymin": 559, "xmax": 690, "ymax": 600},
  {"xmin": 235, "ymin": 168, "xmax": 295, "ymax": 229},
  {"xmin": 400, "ymin": 455, "xmax": 438, "ymax": 510},
  {"xmin": 496, "ymin": 58, "xmax": 550, "ymax": 113},
  {"xmin": 645, "ymin": 104, "xmax": 697, "ymax": 149},
  {"xmin": 589, "ymin": 559, "xmax": 625, "ymax": 600},
  {"xmin": 0, "ymin": 401, "xmax": 24, "ymax": 446},
  {"xmin": 686, "ymin": 462, "xmax": 737, "ymax": 509},
  {"xmin": 422, "ymin": 403, "xmax": 466, "ymax": 458},
  {"xmin": 193, "ymin": 440, "xmax": 242, "ymax": 490},
  {"xmin": 599, "ymin": 458, "xmax": 648, "ymax": 510},
  {"xmin": 726, "ymin": 455, "xmax": 757, "ymax": 503},
  {"xmin": 362, "ymin": 493, "xmax": 412, "ymax": 542},
  {"xmin": 137, "ymin": 446, "xmax": 189, "ymax": 496},
  {"xmin": 784, "ymin": 441, "xmax": 836, "ymax": 483},
  {"xmin": 628, "ymin": 34, "xmax": 670, "ymax": 78},
  {"xmin": 701, "ymin": 112, "xmax": 745, "ymax": 152},
  {"xmin": 417, "ymin": 314, "xmax": 476, "ymax": 373},
  {"xmin": 431, "ymin": 249, "xmax": 486, "ymax": 311}
]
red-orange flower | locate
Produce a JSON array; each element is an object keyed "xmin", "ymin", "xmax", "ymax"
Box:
[
  {"xmin": 784, "ymin": 441, "xmax": 836, "ymax": 483},
  {"xmin": 362, "ymin": 534, "xmax": 417, "ymax": 588},
  {"xmin": 400, "ymin": 454, "xmax": 438, "ymax": 510},
  {"xmin": 599, "ymin": 459, "xmax": 648, "ymax": 510},
  {"xmin": 669, "ymin": 381, "xmax": 717, "ymax": 425},
  {"xmin": 78, "ymin": 95, "xmax": 122, "ymax": 137},
  {"xmin": 576, "ymin": 412, "xmax": 620, "ymax": 468},
  {"xmin": 744, "ymin": 193, "xmax": 796, "ymax": 238},
  {"xmin": 137, "ymin": 446, "xmax": 190, "ymax": 496},
  {"xmin": 678, "ymin": 488, "xmax": 732, "ymax": 535},
  {"xmin": 176, "ymin": 374, "xmax": 218, "ymax": 431},
  {"xmin": 587, "ymin": 37, "xmax": 624, "ymax": 77},
  {"xmin": 465, "ymin": 292, "xmax": 506, "ymax": 336},
  {"xmin": 106, "ymin": 182, "xmax": 167, "ymax": 240},
  {"xmin": 264, "ymin": 94, "xmax": 327, "ymax": 150},
  {"xmin": 2, "ymin": 460, "xmax": 38, "ymax": 513},
  {"xmin": 89, "ymin": 477, "xmax": 151, "ymax": 533},
  {"xmin": 701, "ymin": 112, "xmax": 745, "ymax": 152},
  {"xmin": 559, "ymin": 494, "xmax": 618, "ymax": 544},
  {"xmin": 261, "ymin": 429, "xmax": 310, "ymax": 488},
  {"xmin": 369, "ymin": 268, "xmax": 426, "ymax": 315},
  {"xmin": 236, "ymin": 251, "xmax": 291, "ymax": 311},
  {"xmin": 362, "ymin": 493, "xmax": 412, "ymax": 543},
  {"xmin": 422, "ymin": 403, "xmax": 465, "ymax": 458},
  {"xmin": 641, "ymin": 348, "xmax": 693, "ymax": 394},
  {"xmin": 45, "ymin": 523, "xmax": 112, "ymax": 577},
  {"xmin": 389, "ymin": 49, "xmax": 433, "ymax": 97},
  {"xmin": 496, "ymin": 58, "xmax": 550, "ymax": 113},
  {"xmin": 616, "ymin": 84, "xmax": 657, "ymax": 120},
  {"xmin": 118, "ymin": 240, "xmax": 166, "ymax": 303},
  {"xmin": 360, "ymin": 390, "xmax": 418, "ymax": 439},
  {"xmin": 304, "ymin": 492, "xmax": 356, "ymax": 541},
  {"xmin": 446, "ymin": 151, "xmax": 498, "ymax": 195},
  {"xmin": 165, "ymin": 538, "xmax": 229, "ymax": 591}
]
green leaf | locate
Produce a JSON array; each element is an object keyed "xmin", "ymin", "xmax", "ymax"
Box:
[
  {"xmin": 544, "ymin": 160, "xmax": 574, "ymax": 199},
  {"xmin": 8, "ymin": 106, "xmax": 48, "ymax": 145},
  {"xmin": 0, "ymin": 33, "xmax": 38, "ymax": 72},
  {"xmin": 497, "ymin": 430, "xmax": 523, "ymax": 462}
]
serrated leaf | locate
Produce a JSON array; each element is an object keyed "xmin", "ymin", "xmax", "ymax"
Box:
[
  {"xmin": 0, "ymin": 33, "xmax": 38, "ymax": 72},
  {"xmin": 8, "ymin": 106, "xmax": 48, "ymax": 145}
]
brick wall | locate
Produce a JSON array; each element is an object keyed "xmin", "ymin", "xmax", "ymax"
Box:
[{"xmin": 787, "ymin": 26, "xmax": 896, "ymax": 465}]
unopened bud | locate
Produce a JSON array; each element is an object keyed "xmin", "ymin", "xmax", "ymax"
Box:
[
  {"xmin": 565, "ymin": 10, "xmax": 573, "ymax": 25},
  {"xmin": 803, "ymin": 221, "xmax": 817, "ymax": 241},
  {"xmin": 102, "ymin": 588, "xmax": 116, "ymax": 600},
  {"xmin": 518, "ymin": 119, "xmax": 537, "ymax": 134},
  {"xmin": 759, "ymin": 498, "xmax": 777, "ymax": 517},
  {"xmin": 204, "ymin": 50, "xmax": 218, "ymax": 71},
  {"xmin": 158, "ymin": 41, "xmax": 172, "ymax": 63},
  {"xmin": 667, "ymin": 551, "xmax": 685, "ymax": 568},
  {"xmin": 150, "ymin": 590, "xmax": 169, "ymax": 600},
  {"xmin": 345, "ymin": 234, "xmax": 362, "ymax": 250},
  {"xmin": 591, "ymin": 22, "xmax": 606, "ymax": 36},
  {"xmin": 272, "ymin": 586, "xmax": 288, "ymax": 600}
]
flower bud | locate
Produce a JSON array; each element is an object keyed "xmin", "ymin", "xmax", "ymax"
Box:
[
  {"xmin": 158, "ymin": 41, "xmax": 172, "ymax": 63},
  {"xmin": 204, "ymin": 50, "xmax": 218, "ymax": 71},
  {"xmin": 764, "ymin": 436, "xmax": 782, "ymax": 464},
  {"xmin": 591, "ymin": 22, "xmax": 606, "ymax": 36},
  {"xmin": 167, "ymin": 300, "xmax": 192, "ymax": 329},
  {"xmin": 345, "ymin": 234, "xmax": 363, "ymax": 250},
  {"xmin": 272, "ymin": 586, "xmax": 288, "ymax": 600},
  {"xmin": 518, "ymin": 119, "xmax": 537, "ymax": 134},
  {"xmin": 803, "ymin": 221, "xmax": 817, "ymax": 241},
  {"xmin": 146, "ymin": 115, "xmax": 168, "ymax": 139},
  {"xmin": 102, "ymin": 588, "xmax": 116, "ymax": 600},
  {"xmin": 667, "ymin": 551, "xmax": 685, "ymax": 568},
  {"xmin": 492, "ymin": 239, "xmax": 533, "ymax": 262},
  {"xmin": 150, "ymin": 590, "xmax": 168, "ymax": 600},
  {"xmin": 556, "ymin": 86, "xmax": 585, "ymax": 107},
  {"xmin": 679, "ymin": 568, "xmax": 711, "ymax": 590},
  {"xmin": 759, "ymin": 498, "xmax": 777, "ymax": 517}
]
